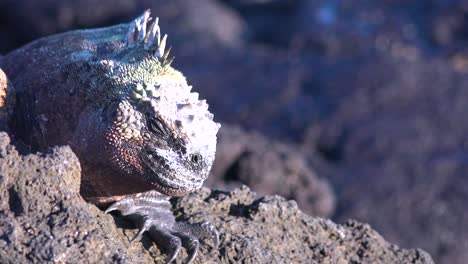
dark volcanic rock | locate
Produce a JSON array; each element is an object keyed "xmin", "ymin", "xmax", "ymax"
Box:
[
  {"xmin": 305, "ymin": 53, "xmax": 468, "ymax": 264},
  {"xmin": 0, "ymin": 132, "xmax": 155, "ymax": 263},
  {"xmin": 208, "ymin": 124, "xmax": 336, "ymax": 218},
  {"xmin": 175, "ymin": 187, "xmax": 433, "ymax": 264},
  {"xmin": 0, "ymin": 132, "xmax": 434, "ymax": 263}
]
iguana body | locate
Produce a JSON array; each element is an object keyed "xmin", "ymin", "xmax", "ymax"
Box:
[{"xmin": 0, "ymin": 11, "xmax": 220, "ymax": 263}]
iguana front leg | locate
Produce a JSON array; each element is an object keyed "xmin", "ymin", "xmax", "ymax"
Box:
[{"xmin": 105, "ymin": 190, "xmax": 219, "ymax": 264}]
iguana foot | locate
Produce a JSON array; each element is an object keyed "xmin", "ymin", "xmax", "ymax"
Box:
[{"xmin": 105, "ymin": 190, "xmax": 219, "ymax": 264}]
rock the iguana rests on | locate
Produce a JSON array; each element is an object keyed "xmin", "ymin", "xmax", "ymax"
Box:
[
  {"xmin": 0, "ymin": 131, "xmax": 435, "ymax": 263},
  {"xmin": 0, "ymin": 10, "xmax": 220, "ymax": 264}
]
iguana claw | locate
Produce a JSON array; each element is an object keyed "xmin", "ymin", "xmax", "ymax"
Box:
[{"xmin": 106, "ymin": 190, "xmax": 219, "ymax": 264}]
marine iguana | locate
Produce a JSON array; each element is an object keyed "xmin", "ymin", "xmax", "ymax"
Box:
[{"xmin": 0, "ymin": 10, "xmax": 220, "ymax": 264}]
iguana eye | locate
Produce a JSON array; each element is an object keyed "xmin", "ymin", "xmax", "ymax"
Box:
[
  {"xmin": 190, "ymin": 153, "xmax": 203, "ymax": 164},
  {"xmin": 146, "ymin": 114, "xmax": 169, "ymax": 137}
]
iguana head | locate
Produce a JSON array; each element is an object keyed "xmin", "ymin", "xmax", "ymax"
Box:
[{"xmin": 76, "ymin": 11, "xmax": 220, "ymax": 196}]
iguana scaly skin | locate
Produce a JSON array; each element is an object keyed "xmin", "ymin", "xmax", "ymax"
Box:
[{"xmin": 0, "ymin": 11, "xmax": 220, "ymax": 263}]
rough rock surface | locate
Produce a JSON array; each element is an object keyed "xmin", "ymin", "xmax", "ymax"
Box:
[
  {"xmin": 0, "ymin": 132, "xmax": 155, "ymax": 263},
  {"xmin": 208, "ymin": 124, "xmax": 335, "ymax": 218},
  {"xmin": 0, "ymin": 131, "xmax": 434, "ymax": 263},
  {"xmin": 306, "ymin": 53, "xmax": 468, "ymax": 264}
]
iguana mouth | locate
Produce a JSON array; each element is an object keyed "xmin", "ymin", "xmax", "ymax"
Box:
[
  {"xmin": 149, "ymin": 180, "xmax": 199, "ymax": 197},
  {"xmin": 147, "ymin": 167, "xmax": 205, "ymax": 197},
  {"xmin": 84, "ymin": 177, "xmax": 198, "ymax": 205}
]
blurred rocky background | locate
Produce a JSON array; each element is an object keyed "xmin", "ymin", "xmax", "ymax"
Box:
[{"xmin": 1, "ymin": 0, "xmax": 467, "ymax": 263}]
